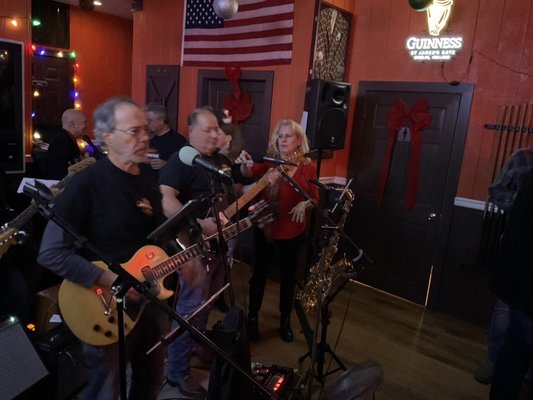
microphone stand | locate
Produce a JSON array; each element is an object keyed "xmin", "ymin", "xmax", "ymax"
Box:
[
  {"xmin": 26, "ymin": 184, "xmax": 276, "ymax": 400},
  {"xmin": 207, "ymin": 175, "xmax": 235, "ymax": 307},
  {"xmin": 276, "ymin": 167, "xmax": 370, "ymax": 264}
]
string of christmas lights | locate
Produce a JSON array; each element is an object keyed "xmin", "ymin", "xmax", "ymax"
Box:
[{"xmin": 31, "ymin": 44, "xmax": 82, "ymax": 112}]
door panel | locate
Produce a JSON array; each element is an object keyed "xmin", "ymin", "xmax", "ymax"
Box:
[
  {"xmin": 32, "ymin": 55, "xmax": 71, "ymax": 128},
  {"xmin": 197, "ymin": 70, "xmax": 274, "ymax": 155},
  {"xmin": 347, "ymin": 82, "xmax": 473, "ymax": 304},
  {"xmin": 146, "ymin": 65, "xmax": 180, "ymax": 131}
]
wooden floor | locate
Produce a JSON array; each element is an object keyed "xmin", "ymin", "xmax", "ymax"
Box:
[
  {"xmin": 65, "ymin": 259, "xmax": 490, "ymax": 400},
  {"xmin": 198, "ymin": 260, "xmax": 491, "ymax": 400}
]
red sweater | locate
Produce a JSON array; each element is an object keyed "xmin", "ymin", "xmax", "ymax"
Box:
[{"xmin": 251, "ymin": 161, "xmax": 319, "ymax": 240}]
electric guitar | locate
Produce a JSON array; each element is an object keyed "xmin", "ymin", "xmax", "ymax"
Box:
[
  {"xmin": 0, "ymin": 157, "xmax": 96, "ymax": 260},
  {"xmin": 222, "ymin": 151, "xmax": 304, "ymax": 220},
  {"xmin": 58, "ymin": 200, "xmax": 273, "ymax": 346}
]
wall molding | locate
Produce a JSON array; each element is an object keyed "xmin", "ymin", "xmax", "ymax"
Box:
[
  {"xmin": 454, "ymin": 197, "xmax": 486, "ymax": 211},
  {"xmin": 319, "ymin": 176, "xmax": 347, "ymax": 185}
]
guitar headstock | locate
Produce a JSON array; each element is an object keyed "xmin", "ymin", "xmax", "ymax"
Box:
[{"xmin": 248, "ymin": 200, "xmax": 276, "ymax": 228}]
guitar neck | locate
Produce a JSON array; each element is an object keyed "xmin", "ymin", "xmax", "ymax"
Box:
[
  {"xmin": 223, "ymin": 175, "xmax": 269, "ymax": 220},
  {"xmin": 7, "ymin": 173, "xmax": 75, "ymax": 231},
  {"xmin": 151, "ymin": 217, "xmax": 253, "ymax": 280},
  {"xmin": 7, "ymin": 203, "xmax": 39, "ymax": 231}
]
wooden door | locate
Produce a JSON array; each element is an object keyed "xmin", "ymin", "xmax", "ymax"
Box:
[
  {"xmin": 32, "ymin": 54, "xmax": 72, "ymax": 129},
  {"xmin": 346, "ymin": 82, "xmax": 474, "ymax": 305},
  {"xmin": 197, "ymin": 70, "xmax": 274, "ymax": 154},
  {"xmin": 146, "ymin": 65, "xmax": 179, "ymax": 131}
]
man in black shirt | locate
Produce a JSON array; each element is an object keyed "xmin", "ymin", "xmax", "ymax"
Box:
[
  {"xmin": 144, "ymin": 103, "xmax": 186, "ymax": 172},
  {"xmin": 38, "ymin": 97, "xmax": 167, "ymax": 400},
  {"xmin": 159, "ymin": 107, "xmax": 227, "ymax": 398},
  {"xmin": 46, "ymin": 109, "xmax": 87, "ymax": 179}
]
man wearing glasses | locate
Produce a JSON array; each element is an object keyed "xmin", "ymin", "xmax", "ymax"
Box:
[{"xmin": 38, "ymin": 97, "xmax": 168, "ymax": 400}]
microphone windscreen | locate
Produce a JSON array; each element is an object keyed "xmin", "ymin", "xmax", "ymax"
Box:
[{"xmin": 179, "ymin": 146, "xmax": 200, "ymax": 166}]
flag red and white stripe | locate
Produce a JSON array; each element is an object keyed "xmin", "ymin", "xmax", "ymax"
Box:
[{"xmin": 182, "ymin": 0, "xmax": 294, "ymax": 67}]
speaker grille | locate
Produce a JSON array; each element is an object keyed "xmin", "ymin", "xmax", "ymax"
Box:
[
  {"xmin": 0, "ymin": 318, "xmax": 48, "ymax": 399},
  {"xmin": 318, "ymin": 108, "xmax": 348, "ymax": 148},
  {"xmin": 304, "ymin": 79, "xmax": 351, "ymax": 150}
]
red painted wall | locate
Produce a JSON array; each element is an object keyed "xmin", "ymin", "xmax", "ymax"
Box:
[
  {"xmin": 131, "ymin": 0, "xmax": 533, "ymax": 201},
  {"xmin": 0, "ymin": 1, "xmax": 132, "ymax": 153},
  {"xmin": 69, "ymin": 7, "xmax": 133, "ymax": 135},
  {"xmin": 342, "ymin": 0, "xmax": 533, "ymax": 200},
  {"xmin": 132, "ymin": 0, "xmax": 317, "ymax": 146}
]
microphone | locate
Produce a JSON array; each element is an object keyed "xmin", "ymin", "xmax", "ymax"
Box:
[
  {"xmin": 249, "ymin": 152, "xmax": 297, "ymax": 167},
  {"xmin": 82, "ymin": 135, "xmax": 104, "ymax": 160},
  {"xmin": 179, "ymin": 146, "xmax": 232, "ymax": 183}
]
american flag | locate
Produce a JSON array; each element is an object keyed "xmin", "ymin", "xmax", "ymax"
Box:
[{"xmin": 182, "ymin": 0, "xmax": 294, "ymax": 67}]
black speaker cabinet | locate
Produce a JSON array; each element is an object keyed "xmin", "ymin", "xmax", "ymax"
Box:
[
  {"xmin": 0, "ymin": 318, "xmax": 48, "ymax": 399},
  {"xmin": 303, "ymin": 79, "xmax": 351, "ymax": 150}
]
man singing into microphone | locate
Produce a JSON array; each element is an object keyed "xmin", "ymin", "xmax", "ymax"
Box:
[{"xmin": 159, "ymin": 106, "xmax": 234, "ymax": 398}]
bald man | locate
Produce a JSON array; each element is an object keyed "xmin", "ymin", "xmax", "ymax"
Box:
[{"xmin": 46, "ymin": 109, "xmax": 87, "ymax": 179}]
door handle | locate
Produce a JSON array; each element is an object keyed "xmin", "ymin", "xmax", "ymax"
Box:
[{"xmin": 428, "ymin": 213, "xmax": 438, "ymax": 221}]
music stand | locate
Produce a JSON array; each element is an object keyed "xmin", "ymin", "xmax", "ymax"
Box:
[{"xmin": 147, "ymin": 197, "xmax": 210, "ymax": 243}]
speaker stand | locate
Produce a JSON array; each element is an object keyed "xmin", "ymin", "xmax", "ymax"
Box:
[{"xmin": 316, "ymin": 148, "xmax": 323, "ymax": 178}]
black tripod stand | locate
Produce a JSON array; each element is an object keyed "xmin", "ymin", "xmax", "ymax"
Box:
[{"xmin": 297, "ymin": 275, "xmax": 350, "ymax": 384}]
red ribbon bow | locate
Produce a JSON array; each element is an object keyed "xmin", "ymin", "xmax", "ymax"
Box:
[
  {"xmin": 376, "ymin": 97, "xmax": 432, "ymax": 210},
  {"xmin": 223, "ymin": 67, "xmax": 253, "ymax": 123}
]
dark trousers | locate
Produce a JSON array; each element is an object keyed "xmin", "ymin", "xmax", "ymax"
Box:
[
  {"xmin": 490, "ymin": 307, "xmax": 533, "ymax": 400},
  {"xmin": 249, "ymin": 228, "xmax": 302, "ymax": 316}
]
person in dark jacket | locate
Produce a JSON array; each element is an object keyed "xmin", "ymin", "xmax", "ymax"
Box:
[
  {"xmin": 489, "ymin": 167, "xmax": 533, "ymax": 399},
  {"xmin": 46, "ymin": 109, "xmax": 87, "ymax": 179}
]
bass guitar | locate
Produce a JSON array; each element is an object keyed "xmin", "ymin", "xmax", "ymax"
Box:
[
  {"xmin": 0, "ymin": 157, "xmax": 96, "ymax": 259},
  {"xmin": 58, "ymin": 200, "xmax": 273, "ymax": 346}
]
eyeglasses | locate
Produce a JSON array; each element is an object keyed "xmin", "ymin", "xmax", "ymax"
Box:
[{"xmin": 113, "ymin": 126, "xmax": 149, "ymax": 138}]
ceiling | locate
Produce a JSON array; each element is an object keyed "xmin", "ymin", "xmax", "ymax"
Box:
[{"xmin": 54, "ymin": 0, "xmax": 135, "ymax": 20}]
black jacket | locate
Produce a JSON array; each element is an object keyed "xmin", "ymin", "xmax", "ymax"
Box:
[{"xmin": 490, "ymin": 168, "xmax": 533, "ymax": 318}]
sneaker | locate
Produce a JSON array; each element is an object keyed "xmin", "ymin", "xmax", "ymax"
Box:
[
  {"xmin": 474, "ymin": 360, "xmax": 495, "ymax": 384},
  {"xmin": 166, "ymin": 375, "xmax": 207, "ymax": 399}
]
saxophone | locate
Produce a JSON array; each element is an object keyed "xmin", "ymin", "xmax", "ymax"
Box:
[{"xmin": 296, "ymin": 188, "xmax": 355, "ymax": 314}]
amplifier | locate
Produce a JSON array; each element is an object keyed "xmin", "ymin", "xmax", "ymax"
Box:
[{"xmin": 0, "ymin": 317, "xmax": 48, "ymax": 399}]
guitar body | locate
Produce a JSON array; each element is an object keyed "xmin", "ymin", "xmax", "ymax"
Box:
[{"xmin": 58, "ymin": 245, "xmax": 172, "ymax": 346}]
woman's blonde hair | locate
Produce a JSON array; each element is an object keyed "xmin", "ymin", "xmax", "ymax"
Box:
[{"xmin": 266, "ymin": 119, "xmax": 311, "ymax": 163}]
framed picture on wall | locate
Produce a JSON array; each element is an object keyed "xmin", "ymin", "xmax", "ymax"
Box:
[{"xmin": 312, "ymin": 3, "xmax": 352, "ymax": 82}]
